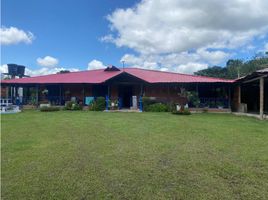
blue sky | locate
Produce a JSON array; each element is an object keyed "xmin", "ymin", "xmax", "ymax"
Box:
[
  {"xmin": 1, "ymin": 0, "xmax": 136, "ymax": 68},
  {"xmin": 1, "ymin": 0, "xmax": 268, "ymax": 75}
]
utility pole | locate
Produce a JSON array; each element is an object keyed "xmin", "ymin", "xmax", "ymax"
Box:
[
  {"xmin": 237, "ymin": 67, "xmax": 240, "ymax": 78},
  {"xmin": 122, "ymin": 60, "xmax": 125, "ymax": 71}
]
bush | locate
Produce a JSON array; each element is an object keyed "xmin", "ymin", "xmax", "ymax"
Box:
[
  {"xmin": 172, "ymin": 108, "xmax": 191, "ymax": 115},
  {"xmin": 89, "ymin": 97, "xmax": 106, "ymax": 111},
  {"xmin": 147, "ymin": 103, "xmax": 169, "ymax": 112},
  {"xmin": 40, "ymin": 106, "xmax": 60, "ymax": 112},
  {"xmin": 64, "ymin": 101, "xmax": 74, "ymax": 110},
  {"xmin": 186, "ymin": 91, "xmax": 200, "ymax": 108},
  {"xmin": 169, "ymin": 103, "xmax": 177, "ymax": 113},
  {"xmin": 64, "ymin": 101, "xmax": 83, "ymax": 111},
  {"xmin": 142, "ymin": 97, "xmax": 157, "ymax": 111},
  {"xmin": 72, "ymin": 103, "xmax": 83, "ymax": 110}
]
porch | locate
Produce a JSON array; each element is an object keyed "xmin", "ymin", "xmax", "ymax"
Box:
[
  {"xmin": 1, "ymin": 81, "xmax": 232, "ymax": 112},
  {"xmin": 233, "ymin": 69, "xmax": 268, "ymax": 120}
]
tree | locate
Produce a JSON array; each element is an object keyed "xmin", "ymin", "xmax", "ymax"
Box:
[
  {"xmin": 194, "ymin": 66, "xmax": 228, "ymax": 78},
  {"xmin": 194, "ymin": 55, "xmax": 268, "ymax": 79},
  {"xmin": 226, "ymin": 59, "xmax": 243, "ymax": 79}
]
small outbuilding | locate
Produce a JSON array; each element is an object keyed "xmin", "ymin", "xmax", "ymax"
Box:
[{"xmin": 233, "ymin": 68, "xmax": 268, "ymax": 119}]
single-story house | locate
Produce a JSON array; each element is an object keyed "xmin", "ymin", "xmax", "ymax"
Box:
[{"xmin": 1, "ymin": 66, "xmax": 234, "ymax": 110}]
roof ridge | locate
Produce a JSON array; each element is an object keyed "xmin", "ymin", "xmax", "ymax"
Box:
[{"xmin": 125, "ymin": 67, "xmax": 234, "ymax": 81}]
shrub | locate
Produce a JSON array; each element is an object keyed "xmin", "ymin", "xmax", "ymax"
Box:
[
  {"xmin": 186, "ymin": 91, "xmax": 200, "ymax": 108},
  {"xmin": 142, "ymin": 97, "xmax": 157, "ymax": 111},
  {"xmin": 169, "ymin": 103, "xmax": 177, "ymax": 113},
  {"xmin": 64, "ymin": 101, "xmax": 83, "ymax": 111},
  {"xmin": 64, "ymin": 101, "xmax": 74, "ymax": 110},
  {"xmin": 172, "ymin": 108, "xmax": 191, "ymax": 115},
  {"xmin": 89, "ymin": 97, "xmax": 106, "ymax": 111},
  {"xmin": 72, "ymin": 103, "xmax": 83, "ymax": 110},
  {"xmin": 147, "ymin": 103, "xmax": 169, "ymax": 112},
  {"xmin": 40, "ymin": 106, "xmax": 60, "ymax": 112}
]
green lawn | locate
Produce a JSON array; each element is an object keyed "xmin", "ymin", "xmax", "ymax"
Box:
[{"xmin": 1, "ymin": 111, "xmax": 268, "ymax": 200}]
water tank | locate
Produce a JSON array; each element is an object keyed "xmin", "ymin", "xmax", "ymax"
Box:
[{"xmin": 7, "ymin": 64, "xmax": 26, "ymax": 78}]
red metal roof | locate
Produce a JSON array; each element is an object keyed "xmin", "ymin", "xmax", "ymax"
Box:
[
  {"xmin": 124, "ymin": 68, "xmax": 234, "ymax": 83},
  {"xmin": 1, "ymin": 67, "xmax": 234, "ymax": 84}
]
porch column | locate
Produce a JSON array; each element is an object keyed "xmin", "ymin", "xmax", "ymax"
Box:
[
  {"xmin": 167, "ymin": 84, "xmax": 170, "ymax": 101},
  {"xmin": 59, "ymin": 85, "xmax": 62, "ymax": 105},
  {"xmin": 10, "ymin": 86, "xmax": 13, "ymax": 103},
  {"xmin": 82, "ymin": 85, "xmax": 85, "ymax": 105},
  {"xmin": 107, "ymin": 85, "xmax": 110, "ymax": 97},
  {"xmin": 140, "ymin": 84, "xmax": 144, "ymax": 96},
  {"xmin": 260, "ymin": 77, "xmax": 264, "ymax": 119},
  {"xmin": 228, "ymin": 86, "xmax": 231, "ymax": 109},
  {"xmin": 35, "ymin": 85, "xmax": 39, "ymax": 107},
  {"xmin": 25, "ymin": 86, "xmax": 28, "ymax": 105},
  {"xmin": 238, "ymin": 85, "xmax": 241, "ymax": 104}
]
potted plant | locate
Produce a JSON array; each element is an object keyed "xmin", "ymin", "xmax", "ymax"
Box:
[{"xmin": 109, "ymin": 100, "xmax": 119, "ymax": 110}]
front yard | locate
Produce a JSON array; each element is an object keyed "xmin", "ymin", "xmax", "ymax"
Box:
[{"xmin": 1, "ymin": 111, "xmax": 268, "ymax": 199}]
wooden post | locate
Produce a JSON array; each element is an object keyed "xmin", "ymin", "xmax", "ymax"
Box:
[
  {"xmin": 260, "ymin": 77, "xmax": 264, "ymax": 119},
  {"xmin": 107, "ymin": 85, "xmax": 110, "ymax": 97},
  {"xmin": 167, "ymin": 84, "xmax": 170, "ymax": 101},
  {"xmin": 82, "ymin": 84, "xmax": 85, "ymax": 105},
  {"xmin": 228, "ymin": 86, "xmax": 231, "ymax": 109},
  {"xmin": 238, "ymin": 85, "xmax": 241, "ymax": 104},
  {"xmin": 10, "ymin": 86, "xmax": 13, "ymax": 103},
  {"xmin": 36, "ymin": 85, "xmax": 39, "ymax": 107},
  {"xmin": 59, "ymin": 85, "xmax": 62, "ymax": 105},
  {"xmin": 25, "ymin": 86, "xmax": 28, "ymax": 105}
]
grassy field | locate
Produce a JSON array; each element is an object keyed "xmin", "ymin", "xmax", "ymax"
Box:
[{"xmin": 1, "ymin": 111, "xmax": 268, "ymax": 200}]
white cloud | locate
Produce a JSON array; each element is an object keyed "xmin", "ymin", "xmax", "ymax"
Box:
[
  {"xmin": 176, "ymin": 63, "xmax": 208, "ymax": 74},
  {"xmin": 87, "ymin": 59, "xmax": 106, "ymax": 70},
  {"xmin": 0, "ymin": 64, "xmax": 79, "ymax": 78},
  {"xmin": 37, "ymin": 56, "xmax": 59, "ymax": 68},
  {"xmin": 0, "ymin": 64, "xmax": 8, "ymax": 74},
  {"xmin": 25, "ymin": 67, "xmax": 79, "ymax": 76},
  {"xmin": 105, "ymin": 0, "xmax": 268, "ymax": 54},
  {"xmin": 104, "ymin": 0, "xmax": 268, "ymax": 73},
  {"xmin": 264, "ymin": 43, "xmax": 268, "ymax": 52},
  {"xmin": 120, "ymin": 48, "xmax": 229, "ymax": 74},
  {"xmin": 0, "ymin": 26, "xmax": 34, "ymax": 45},
  {"xmin": 196, "ymin": 48, "xmax": 230, "ymax": 65}
]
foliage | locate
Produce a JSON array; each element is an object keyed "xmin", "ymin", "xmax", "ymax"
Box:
[
  {"xmin": 186, "ymin": 91, "xmax": 200, "ymax": 108},
  {"xmin": 40, "ymin": 106, "xmax": 60, "ymax": 112},
  {"xmin": 64, "ymin": 101, "xmax": 83, "ymax": 111},
  {"xmin": 109, "ymin": 99, "xmax": 119, "ymax": 110},
  {"xmin": 64, "ymin": 101, "xmax": 74, "ymax": 110},
  {"xmin": 72, "ymin": 103, "xmax": 83, "ymax": 110},
  {"xmin": 142, "ymin": 97, "xmax": 157, "ymax": 111},
  {"xmin": 89, "ymin": 97, "xmax": 106, "ymax": 111},
  {"xmin": 146, "ymin": 103, "xmax": 169, "ymax": 112},
  {"xmin": 194, "ymin": 55, "xmax": 268, "ymax": 79}
]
